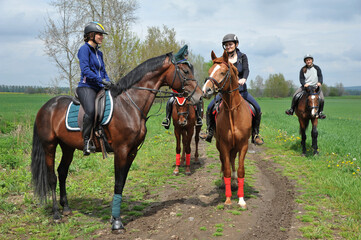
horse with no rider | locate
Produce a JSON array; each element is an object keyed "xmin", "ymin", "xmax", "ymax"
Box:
[
  {"xmin": 172, "ymin": 96, "xmax": 203, "ymax": 175},
  {"xmin": 203, "ymin": 50, "xmax": 252, "ymax": 208},
  {"xmin": 31, "ymin": 53, "xmax": 203, "ymax": 233}
]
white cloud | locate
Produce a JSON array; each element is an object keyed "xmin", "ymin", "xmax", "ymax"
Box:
[{"xmin": 0, "ymin": 0, "xmax": 360, "ymax": 87}]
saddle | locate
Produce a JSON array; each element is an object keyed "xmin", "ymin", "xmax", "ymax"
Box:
[
  {"xmin": 66, "ymin": 89, "xmax": 114, "ymax": 158},
  {"xmin": 211, "ymin": 99, "xmax": 256, "ymax": 120}
]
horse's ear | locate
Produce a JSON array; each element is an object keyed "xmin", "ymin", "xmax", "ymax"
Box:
[
  {"xmin": 222, "ymin": 50, "xmax": 229, "ymax": 63},
  {"xmin": 211, "ymin": 51, "xmax": 217, "ymax": 60}
]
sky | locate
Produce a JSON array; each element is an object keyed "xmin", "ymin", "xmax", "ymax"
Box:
[{"xmin": 0, "ymin": 0, "xmax": 360, "ymax": 88}]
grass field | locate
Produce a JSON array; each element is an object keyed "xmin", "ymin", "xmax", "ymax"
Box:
[{"xmin": 0, "ymin": 93, "xmax": 360, "ymax": 239}]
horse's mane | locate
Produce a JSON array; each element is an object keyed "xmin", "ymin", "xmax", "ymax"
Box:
[{"xmin": 111, "ymin": 52, "xmax": 172, "ymax": 96}]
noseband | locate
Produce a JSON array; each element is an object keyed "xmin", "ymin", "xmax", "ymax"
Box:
[{"xmin": 204, "ymin": 62, "xmax": 238, "ymax": 94}]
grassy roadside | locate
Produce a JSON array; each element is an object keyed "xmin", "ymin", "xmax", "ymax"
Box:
[
  {"xmin": 258, "ymin": 96, "xmax": 361, "ymax": 239},
  {"xmin": 0, "ymin": 93, "xmax": 360, "ymax": 239}
]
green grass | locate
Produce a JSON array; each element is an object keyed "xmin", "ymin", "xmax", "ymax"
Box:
[
  {"xmin": 257, "ymin": 96, "xmax": 361, "ymax": 239},
  {"xmin": 1, "ymin": 93, "xmax": 361, "ymax": 239}
]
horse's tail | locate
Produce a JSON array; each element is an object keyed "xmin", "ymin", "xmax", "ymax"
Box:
[{"xmin": 31, "ymin": 122, "xmax": 49, "ymax": 203}]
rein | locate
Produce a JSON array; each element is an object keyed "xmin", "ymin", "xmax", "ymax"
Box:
[{"xmin": 126, "ymin": 56, "xmax": 199, "ymax": 121}]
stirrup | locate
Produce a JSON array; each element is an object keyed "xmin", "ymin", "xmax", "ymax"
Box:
[
  {"xmin": 161, "ymin": 118, "xmax": 170, "ymax": 129},
  {"xmin": 318, "ymin": 112, "xmax": 326, "ymax": 119},
  {"xmin": 285, "ymin": 109, "xmax": 294, "ymax": 116},
  {"xmin": 196, "ymin": 118, "xmax": 203, "ymax": 126},
  {"xmin": 253, "ymin": 135, "xmax": 264, "ymax": 145}
]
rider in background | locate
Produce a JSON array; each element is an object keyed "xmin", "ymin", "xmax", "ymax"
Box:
[
  {"xmin": 285, "ymin": 54, "xmax": 326, "ymax": 119},
  {"xmin": 161, "ymin": 45, "xmax": 203, "ymax": 129},
  {"xmin": 202, "ymin": 34, "xmax": 264, "ymax": 145},
  {"xmin": 76, "ymin": 21, "xmax": 111, "ymax": 155}
]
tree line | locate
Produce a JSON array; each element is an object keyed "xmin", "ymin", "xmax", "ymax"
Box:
[
  {"xmin": 0, "ymin": 85, "xmax": 69, "ymax": 94},
  {"xmin": 248, "ymin": 73, "xmax": 350, "ymax": 97}
]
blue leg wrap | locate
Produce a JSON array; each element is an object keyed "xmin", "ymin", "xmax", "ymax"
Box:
[{"xmin": 111, "ymin": 194, "xmax": 122, "ymax": 218}]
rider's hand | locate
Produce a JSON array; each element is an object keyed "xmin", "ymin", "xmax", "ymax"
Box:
[
  {"xmin": 317, "ymin": 82, "xmax": 322, "ymax": 87},
  {"xmin": 102, "ymin": 80, "xmax": 113, "ymax": 89},
  {"xmin": 304, "ymin": 84, "xmax": 310, "ymax": 88},
  {"xmin": 238, "ymin": 78, "xmax": 246, "ymax": 85}
]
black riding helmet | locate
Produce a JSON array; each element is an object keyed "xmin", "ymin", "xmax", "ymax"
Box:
[
  {"xmin": 84, "ymin": 21, "xmax": 108, "ymax": 35},
  {"xmin": 222, "ymin": 33, "xmax": 239, "ymax": 50}
]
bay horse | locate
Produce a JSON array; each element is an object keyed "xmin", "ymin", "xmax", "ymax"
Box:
[
  {"xmin": 202, "ymin": 51, "xmax": 252, "ymax": 208},
  {"xmin": 31, "ymin": 52, "xmax": 203, "ymax": 233},
  {"xmin": 172, "ymin": 97, "xmax": 203, "ymax": 175},
  {"xmin": 295, "ymin": 85, "xmax": 321, "ymax": 155}
]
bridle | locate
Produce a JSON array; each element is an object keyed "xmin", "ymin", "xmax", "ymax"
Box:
[
  {"xmin": 305, "ymin": 86, "xmax": 320, "ymax": 112},
  {"xmin": 204, "ymin": 62, "xmax": 239, "ymax": 94},
  {"xmin": 131, "ymin": 56, "xmax": 199, "ymax": 101},
  {"xmin": 126, "ymin": 55, "xmax": 200, "ymax": 120}
]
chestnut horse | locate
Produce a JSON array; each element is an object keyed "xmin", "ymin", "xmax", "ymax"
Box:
[
  {"xmin": 172, "ymin": 97, "xmax": 203, "ymax": 175},
  {"xmin": 31, "ymin": 53, "xmax": 203, "ymax": 233},
  {"xmin": 295, "ymin": 85, "xmax": 321, "ymax": 155},
  {"xmin": 202, "ymin": 51, "xmax": 252, "ymax": 208}
]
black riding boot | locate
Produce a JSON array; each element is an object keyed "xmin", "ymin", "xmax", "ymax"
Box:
[
  {"xmin": 82, "ymin": 114, "xmax": 95, "ymax": 156},
  {"xmin": 195, "ymin": 101, "xmax": 203, "ymax": 126},
  {"xmin": 162, "ymin": 97, "xmax": 174, "ymax": 129},
  {"xmin": 252, "ymin": 112, "xmax": 264, "ymax": 145},
  {"xmin": 285, "ymin": 96, "xmax": 297, "ymax": 115},
  {"xmin": 318, "ymin": 99, "xmax": 326, "ymax": 119},
  {"xmin": 205, "ymin": 110, "xmax": 215, "ymax": 143}
]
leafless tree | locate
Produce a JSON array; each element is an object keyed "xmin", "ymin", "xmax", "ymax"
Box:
[{"xmin": 39, "ymin": 0, "xmax": 83, "ymax": 94}]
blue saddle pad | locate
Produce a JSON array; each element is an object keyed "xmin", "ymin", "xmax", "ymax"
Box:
[{"xmin": 65, "ymin": 90, "xmax": 113, "ymax": 131}]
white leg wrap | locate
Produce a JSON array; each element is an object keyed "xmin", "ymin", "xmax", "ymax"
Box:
[{"xmin": 238, "ymin": 197, "xmax": 246, "ymax": 208}]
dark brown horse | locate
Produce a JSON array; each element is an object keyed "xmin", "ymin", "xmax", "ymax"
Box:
[
  {"xmin": 202, "ymin": 51, "xmax": 252, "ymax": 208},
  {"xmin": 172, "ymin": 97, "xmax": 203, "ymax": 175},
  {"xmin": 31, "ymin": 53, "xmax": 203, "ymax": 233},
  {"xmin": 295, "ymin": 85, "xmax": 321, "ymax": 155}
]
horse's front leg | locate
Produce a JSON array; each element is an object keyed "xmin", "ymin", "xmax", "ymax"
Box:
[
  {"xmin": 183, "ymin": 127, "xmax": 194, "ymax": 175},
  {"xmin": 173, "ymin": 127, "xmax": 182, "ymax": 175},
  {"xmin": 111, "ymin": 150, "xmax": 133, "ymax": 234},
  {"xmin": 311, "ymin": 119, "xmax": 318, "ymax": 155},
  {"xmin": 58, "ymin": 144, "xmax": 75, "ymax": 216},
  {"xmin": 219, "ymin": 145, "xmax": 232, "ymax": 206},
  {"xmin": 237, "ymin": 140, "xmax": 249, "ymax": 209}
]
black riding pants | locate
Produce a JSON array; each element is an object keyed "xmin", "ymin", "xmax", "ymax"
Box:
[{"xmin": 76, "ymin": 87, "xmax": 98, "ymax": 119}]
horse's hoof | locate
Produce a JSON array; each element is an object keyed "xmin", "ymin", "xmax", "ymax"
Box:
[
  {"xmin": 111, "ymin": 217, "xmax": 126, "ymax": 234},
  {"xmin": 63, "ymin": 207, "xmax": 72, "ymax": 216},
  {"xmin": 185, "ymin": 171, "xmax": 191, "ymax": 176},
  {"xmin": 173, "ymin": 171, "xmax": 179, "ymax": 176},
  {"xmin": 313, "ymin": 151, "xmax": 319, "ymax": 155},
  {"xmin": 224, "ymin": 197, "xmax": 232, "ymax": 206},
  {"xmin": 194, "ymin": 159, "xmax": 201, "ymax": 165}
]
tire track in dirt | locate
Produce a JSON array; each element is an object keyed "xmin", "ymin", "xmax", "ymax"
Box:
[{"xmin": 97, "ymin": 139, "xmax": 301, "ymax": 240}]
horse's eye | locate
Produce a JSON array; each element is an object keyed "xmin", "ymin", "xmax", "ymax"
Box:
[{"xmin": 183, "ymin": 70, "xmax": 189, "ymax": 74}]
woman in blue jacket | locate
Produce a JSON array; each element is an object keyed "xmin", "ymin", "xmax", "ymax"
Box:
[
  {"xmin": 76, "ymin": 21, "xmax": 111, "ymax": 155},
  {"xmin": 202, "ymin": 34, "xmax": 264, "ymax": 145}
]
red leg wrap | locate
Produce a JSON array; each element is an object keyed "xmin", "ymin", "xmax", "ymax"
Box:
[
  {"xmin": 224, "ymin": 177, "xmax": 232, "ymax": 197},
  {"xmin": 186, "ymin": 154, "xmax": 191, "ymax": 166},
  {"xmin": 176, "ymin": 154, "xmax": 181, "ymax": 166},
  {"xmin": 237, "ymin": 178, "xmax": 244, "ymax": 198}
]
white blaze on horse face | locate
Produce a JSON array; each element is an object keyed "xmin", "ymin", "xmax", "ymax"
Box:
[
  {"xmin": 202, "ymin": 65, "xmax": 221, "ymax": 93},
  {"xmin": 310, "ymin": 95, "xmax": 318, "ymax": 116}
]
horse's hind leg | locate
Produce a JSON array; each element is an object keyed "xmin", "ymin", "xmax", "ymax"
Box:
[
  {"xmin": 44, "ymin": 143, "xmax": 62, "ymax": 221},
  {"xmin": 58, "ymin": 143, "xmax": 75, "ymax": 216}
]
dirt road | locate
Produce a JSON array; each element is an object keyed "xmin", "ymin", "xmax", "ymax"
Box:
[{"xmin": 97, "ymin": 140, "xmax": 301, "ymax": 240}]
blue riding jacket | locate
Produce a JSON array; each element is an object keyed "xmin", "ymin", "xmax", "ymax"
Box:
[{"xmin": 77, "ymin": 42, "xmax": 110, "ymax": 91}]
